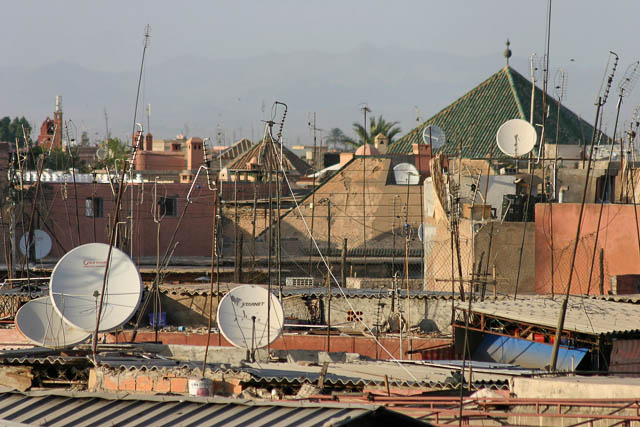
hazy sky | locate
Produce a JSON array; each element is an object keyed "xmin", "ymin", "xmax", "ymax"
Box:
[
  {"xmin": 3, "ymin": 1, "xmax": 640, "ymax": 143},
  {"xmin": 5, "ymin": 1, "xmax": 637, "ymax": 70}
]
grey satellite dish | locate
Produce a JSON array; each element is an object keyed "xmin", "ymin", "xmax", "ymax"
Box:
[
  {"xmin": 217, "ymin": 285, "xmax": 284, "ymax": 350},
  {"xmin": 16, "ymin": 296, "xmax": 90, "ymax": 348},
  {"xmin": 19, "ymin": 230, "xmax": 52, "ymax": 259},
  {"xmin": 50, "ymin": 243, "xmax": 142, "ymax": 332},
  {"xmin": 393, "ymin": 163, "xmax": 420, "ymax": 185},
  {"xmin": 496, "ymin": 119, "xmax": 537, "ymax": 157},
  {"xmin": 422, "ymin": 125, "xmax": 446, "ymax": 149}
]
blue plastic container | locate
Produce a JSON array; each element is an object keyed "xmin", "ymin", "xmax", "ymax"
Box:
[{"xmin": 148, "ymin": 312, "xmax": 166, "ymax": 328}]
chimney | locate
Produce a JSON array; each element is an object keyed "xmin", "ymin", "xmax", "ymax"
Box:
[
  {"xmin": 145, "ymin": 133, "xmax": 153, "ymax": 151},
  {"xmin": 187, "ymin": 137, "xmax": 204, "ymax": 170},
  {"xmin": 133, "ymin": 130, "xmax": 143, "ymax": 150},
  {"xmin": 374, "ymin": 133, "xmax": 388, "ymax": 154}
]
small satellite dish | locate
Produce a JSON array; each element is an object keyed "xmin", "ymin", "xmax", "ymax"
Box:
[
  {"xmin": 16, "ymin": 296, "xmax": 90, "ymax": 348},
  {"xmin": 496, "ymin": 119, "xmax": 537, "ymax": 157},
  {"xmin": 50, "ymin": 243, "xmax": 142, "ymax": 332},
  {"xmin": 422, "ymin": 125, "xmax": 446, "ymax": 149},
  {"xmin": 19, "ymin": 230, "xmax": 52, "ymax": 259},
  {"xmin": 418, "ymin": 224, "xmax": 424, "ymax": 242},
  {"xmin": 217, "ymin": 285, "xmax": 284, "ymax": 350},
  {"xmin": 393, "ymin": 163, "xmax": 420, "ymax": 185}
]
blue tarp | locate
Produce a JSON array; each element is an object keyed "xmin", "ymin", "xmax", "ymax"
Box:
[{"xmin": 473, "ymin": 334, "xmax": 588, "ymax": 371}]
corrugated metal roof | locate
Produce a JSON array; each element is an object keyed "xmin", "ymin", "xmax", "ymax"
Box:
[
  {"xmin": 157, "ymin": 283, "xmax": 459, "ymax": 300},
  {"xmin": 0, "ymin": 391, "xmax": 379, "ymax": 427},
  {"xmin": 458, "ymin": 296, "xmax": 640, "ymax": 336},
  {"xmin": 388, "ymin": 66, "xmax": 593, "ymax": 157}
]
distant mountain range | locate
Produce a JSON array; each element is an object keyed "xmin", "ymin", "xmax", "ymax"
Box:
[{"xmin": 0, "ymin": 44, "xmax": 607, "ymax": 147}]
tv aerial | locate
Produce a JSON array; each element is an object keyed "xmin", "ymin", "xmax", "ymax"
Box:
[
  {"xmin": 422, "ymin": 125, "xmax": 446, "ymax": 150},
  {"xmin": 19, "ymin": 229, "xmax": 52, "ymax": 259},
  {"xmin": 49, "ymin": 243, "xmax": 143, "ymax": 332},
  {"xmin": 496, "ymin": 119, "xmax": 537, "ymax": 157},
  {"xmin": 217, "ymin": 285, "xmax": 284, "ymax": 357},
  {"xmin": 16, "ymin": 296, "xmax": 90, "ymax": 348},
  {"xmin": 554, "ymin": 69, "xmax": 568, "ymax": 102}
]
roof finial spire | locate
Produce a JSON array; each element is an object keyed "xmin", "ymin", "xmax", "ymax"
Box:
[{"xmin": 504, "ymin": 39, "xmax": 512, "ymax": 66}]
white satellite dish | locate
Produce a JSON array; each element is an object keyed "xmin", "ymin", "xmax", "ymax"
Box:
[
  {"xmin": 16, "ymin": 296, "xmax": 90, "ymax": 348},
  {"xmin": 217, "ymin": 285, "xmax": 284, "ymax": 350},
  {"xmin": 422, "ymin": 125, "xmax": 446, "ymax": 149},
  {"xmin": 19, "ymin": 230, "xmax": 52, "ymax": 259},
  {"xmin": 496, "ymin": 119, "xmax": 537, "ymax": 157},
  {"xmin": 393, "ymin": 163, "xmax": 420, "ymax": 185},
  {"xmin": 50, "ymin": 243, "xmax": 142, "ymax": 332}
]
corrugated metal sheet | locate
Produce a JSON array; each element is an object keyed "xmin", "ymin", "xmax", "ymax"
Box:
[
  {"xmin": 158, "ymin": 283, "xmax": 460, "ymax": 300},
  {"xmin": 0, "ymin": 391, "xmax": 376, "ymax": 427},
  {"xmin": 457, "ymin": 296, "xmax": 640, "ymax": 336},
  {"xmin": 610, "ymin": 339, "xmax": 640, "ymax": 375}
]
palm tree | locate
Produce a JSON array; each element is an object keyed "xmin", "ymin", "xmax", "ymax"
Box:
[{"xmin": 343, "ymin": 115, "xmax": 402, "ymax": 148}]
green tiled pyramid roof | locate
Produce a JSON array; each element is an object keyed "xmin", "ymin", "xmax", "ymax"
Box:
[{"xmin": 388, "ymin": 66, "xmax": 594, "ymax": 158}]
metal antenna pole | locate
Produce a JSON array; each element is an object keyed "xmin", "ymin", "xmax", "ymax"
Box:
[{"xmin": 360, "ymin": 104, "xmax": 371, "ymax": 277}]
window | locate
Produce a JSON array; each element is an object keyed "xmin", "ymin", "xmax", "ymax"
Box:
[
  {"xmin": 158, "ymin": 196, "xmax": 178, "ymax": 217},
  {"xmin": 85, "ymin": 197, "xmax": 104, "ymax": 218}
]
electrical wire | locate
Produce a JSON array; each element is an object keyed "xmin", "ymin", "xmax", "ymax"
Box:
[{"xmin": 272, "ymin": 135, "xmax": 419, "ymax": 382}]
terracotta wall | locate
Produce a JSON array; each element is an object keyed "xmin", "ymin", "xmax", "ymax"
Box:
[
  {"xmin": 134, "ymin": 151, "xmax": 185, "ymax": 171},
  {"xmin": 535, "ymin": 203, "xmax": 640, "ymax": 295},
  {"xmin": 31, "ymin": 181, "xmax": 293, "ymax": 260}
]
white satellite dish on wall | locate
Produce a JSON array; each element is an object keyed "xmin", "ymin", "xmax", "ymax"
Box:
[
  {"xmin": 422, "ymin": 125, "xmax": 446, "ymax": 149},
  {"xmin": 217, "ymin": 285, "xmax": 284, "ymax": 350},
  {"xmin": 19, "ymin": 230, "xmax": 52, "ymax": 259},
  {"xmin": 393, "ymin": 163, "xmax": 420, "ymax": 185},
  {"xmin": 496, "ymin": 119, "xmax": 537, "ymax": 157},
  {"xmin": 16, "ymin": 296, "xmax": 90, "ymax": 348},
  {"xmin": 49, "ymin": 243, "xmax": 142, "ymax": 332}
]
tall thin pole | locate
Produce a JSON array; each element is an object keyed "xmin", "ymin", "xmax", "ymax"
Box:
[
  {"xmin": 361, "ymin": 105, "xmax": 370, "ymax": 277},
  {"xmin": 308, "ymin": 113, "xmax": 318, "ymax": 277},
  {"xmin": 203, "ymin": 187, "xmax": 217, "ymax": 375}
]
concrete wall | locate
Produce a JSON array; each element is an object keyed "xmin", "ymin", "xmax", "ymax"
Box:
[
  {"xmin": 160, "ymin": 291, "xmax": 455, "ymax": 336},
  {"xmin": 474, "ymin": 222, "xmax": 536, "ymax": 295},
  {"xmin": 273, "ymin": 157, "xmax": 427, "ymax": 257},
  {"xmin": 535, "ymin": 203, "xmax": 640, "ymax": 295}
]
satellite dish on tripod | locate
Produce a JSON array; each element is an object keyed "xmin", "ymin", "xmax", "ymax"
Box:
[
  {"xmin": 49, "ymin": 243, "xmax": 142, "ymax": 332},
  {"xmin": 422, "ymin": 125, "xmax": 446, "ymax": 150},
  {"xmin": 16, "ymin": 296, "xmax": 90, "ymax": 348},
  {"xmin": 19, "ymin": 229, "xmax": 52, "ymax": 259},
  {"xmin": 496, "ymin": 119, "xmax": 537, "ymax": 157},
  {"xmin": 217, "ymin": 285, "xmax": 284, "ymax": 350}
]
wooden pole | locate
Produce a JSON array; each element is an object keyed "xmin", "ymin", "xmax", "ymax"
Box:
[
  {"xmin": 405, "ymin": 233, "xmax": 411, "ymax": 359},
  {"xmin": 326, "ymin": 268, "xmax": 331, "ymax": 353},
  {"xmin": 341, "ymin": 238, "xmax": 347, "ymax": 287}
]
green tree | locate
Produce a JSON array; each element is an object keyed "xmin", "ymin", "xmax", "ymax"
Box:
[
  {"xmin": 94, "ymin": 138, "xmax": 131, "ymax": 169},
  {"xmin": 343, "ymin": 115, "xmax": 401, "ymax": 148},
  {"xmin": 326, "ymin": 128, "xmax": 349, "ymax": 149},
  {"xmin": 0, "ymin": 116, "xmax": 31, "ymax": 147}
]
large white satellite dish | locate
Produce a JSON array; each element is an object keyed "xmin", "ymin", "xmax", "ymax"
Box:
[
  {"xmin": 496, "ymin": 119, "xmax": 537, "ymax": 157},
  {"xmin": 19, "ymin": 230, "xmax": 52, "ymax": 259},
  {"xmin": 422, "ymin": 125, "xmax": 446, "ymax": 149},
  {"xmin": 50, "ymin": 243, "xmax": 142, "ymax": 332},
  {"xmin": 393, "ymin": 163, "xmax": 420, "ymax": 185},
  {"xmin": 16, "ymin": 296, "xmax": 90, "ymax": 348},
  {"xmin": 217, "ymin": 285, "xmax": 284, "ymax": 350}
]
